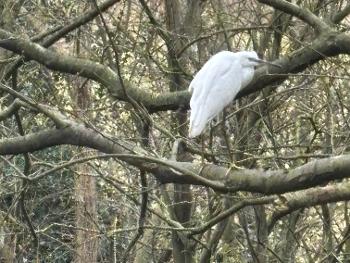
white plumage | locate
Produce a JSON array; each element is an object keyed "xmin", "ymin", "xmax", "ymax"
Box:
[{"xmin": 188, "ymin": 51, "xmax": 278, "ymax": 138}]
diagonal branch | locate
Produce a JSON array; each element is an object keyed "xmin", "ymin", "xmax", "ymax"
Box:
[
  {"xmin": 43, "ymin": 0, "xmax": 121, "ymax": 47},
  {"xmin": 331, "ymin": 3, "xmax": 350, "ymax": 24},
  {"xmin": 0, "ymin": 29, "xmax": 190, "ymax": 112},
  {"xmin": 237, "ymin": 31, "xmax": 350, "ymax": 99},
  {"xmin": 5, "ymin": 30, "xmax": 350, "ymax": 112},
  {"xmin": 268, "ymin": 181, "xmax": 350, "ymax": 232},
  {"xmin": 257, "ymin": 0, "xmax": 330, "ymax": 33},
  {"xmin": 189, "ymin": 196, "xmax": 274, "ymax": 236},
  {"xmin": 138, "ymin": 0, "xmax": 171, "ymax": 44},
  {"xmin": 121, "ymin": 170, "xmax": 148, "ymax": 262},
  {"xmin": 4, "ymin": 0, "xmax": 121, "ymax": 79},
  {"xmin": 0, "ymin": 99, "xmax": 22, "ymax": 121},
  {"xmin": 0, "ymin": 83, "xmax": 72, "ymax": 128},
  {"xmin": 1, "ymin": 28, "xmax": 350, "ymax": 112}
]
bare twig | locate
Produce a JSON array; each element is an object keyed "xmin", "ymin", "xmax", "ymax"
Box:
[
  {"xmin": 121, "ymin": 170, "xmax": 148, "ymax": 262},
  {"xmin": 4, "ymin": 0, "xmax": 121, "ymax": 79}
]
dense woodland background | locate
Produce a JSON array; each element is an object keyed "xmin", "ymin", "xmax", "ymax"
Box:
[{"xmin": 1, "ymin": 0, "xmax": 350, "ymax": 262}]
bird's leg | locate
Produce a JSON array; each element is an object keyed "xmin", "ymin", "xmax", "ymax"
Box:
[
  {"xmin": 201, "ymin": 134, "xmax": 205, "ymax": 165},
  {"xmin": 209, "ymin": 122, "xmax": 215, "ymax": 163},
  {"xmin": 221, "ymin": 108, "xmax": 233, "ymax": 163}
]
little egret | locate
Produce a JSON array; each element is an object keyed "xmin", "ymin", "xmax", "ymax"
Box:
[{"xmin": 188, "ymin": 51, "xmax": 280, "ymax": 138}]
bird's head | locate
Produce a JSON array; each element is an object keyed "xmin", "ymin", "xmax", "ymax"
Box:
[{"xmin": 240, "ymin": 51, "xmax": 281, "ymax": 68}]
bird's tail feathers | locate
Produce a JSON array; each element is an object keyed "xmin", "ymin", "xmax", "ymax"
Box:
[
  {"xmin": 189, "ymin": 109, "xmax": 207, "ymax": 138},
  {"xmin": 189, "ymin": 126, "xmax": 204, "ymax": 138}
]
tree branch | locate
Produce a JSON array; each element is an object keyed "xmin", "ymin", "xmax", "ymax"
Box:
[
  {"xmin": 268, "ymin": 181, "xmax": 350, "ymax": 232},
  {"xmin": 1, "ymin": 28, "xmax": 350, "ymax": 111},
  {"xmin": 121, "ymin": 170, "xmax": 148, "ymax": 262},
  {"xmin": 138, "ymin": 0, "xmax": 171, "ymax": 44},
  {"xmin": 43, "ymin": 0, "xmax": 121, "ymax": 47},
  {"xmin": 2, "ymin": 119, "xmax": 350, "ymax": 195},
  {"xmin": 257, "ymin": 0, "xmax": 330, "ymax": 33},
  {"xmin": 237, "ymin": 31, "xmax": 350, "ymax": 99},
  {"xmin": 3, "ymin": 0, "xmax": 121, "ymax": 79},
  {"xmin": 331, "ymin": 3, "xmax": 350, "ymax": 24},
  {"xmin": 0, "ymin": 99, "xmax": 21, "ymax": 121},
  {"xmin": 0, "ymin": 29, "xmax": 189, "ymax": 112},
  {"xmin": 189, "ymin": 197, "xmax": 274, "ymax": 236},
  {"xmin": 0, "ymin": 83, "xmax": 72, "ymax": 128}
]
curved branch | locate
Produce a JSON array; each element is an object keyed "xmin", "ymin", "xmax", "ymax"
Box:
[
  {"xmin": 189, "ymin": 197, "xmax": 274, "ymax": 236},
  {"xmin": 2, "ymin": 121, "xmax": 350, "ymax": 195},
  {"xmin": 1, "ymin": 29, "xmax": 350, "ymax": 111},
  {"xmin": 0, "ymin": 125, "xmax": 226, "ymax": 190},
  {"xmin": 268, "ymin": 181, "xmax": 350, "ymax": 232},
  {"xmin": 0, "ymin": 99, "xmax": 21, "ymax": 121},
  {"xmin": 237, "ymin": 31, "xmax": 350, "ymax": 99},
  {"xmin": 257, "ymin": 0, "xmax": 330, "ymax": 33},
  {"xmin": 0, "ymin": 83, "xmax": 71, "ymax": 128},
  {"xmin": 219, "ymin": 154, "xmax": 350, "ymax": 194},
  {"xmin": 4, "ymin": 0, "xmax": 121, "ymax": 79},
  {"xmin": 43, "ymin": 0, "xmax": 121, "ymax": 47},
  {"xmin": 332, "ymin": 3, "xmax": 350, "ymax": 24},
  {"xmin": 0, "ymin": 29, "xmax": 190, "ymax": 112}
]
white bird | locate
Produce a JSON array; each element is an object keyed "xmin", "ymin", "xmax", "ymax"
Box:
[{"xmin": 188, "ymin": 51, "xmax": 279, "ymax": 138}]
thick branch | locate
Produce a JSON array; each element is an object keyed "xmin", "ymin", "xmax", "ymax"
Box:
[
  {"xmin": 1, "ymin": 28, "xmax": 350, "ymax": 111},
  {"xmin": 268, "ymin": 181, "xmax": 350, "ymax": 231},
  {"xmin": 0, "ymin": 99, "xmax": 21, "ymax": 121},
  {"xmin": 332, "ymin": 3, "xmax": 350, "ymax": 24},
  {"xmin": 198, "ymin": 154, "xmax": 350, "ymax": 194},
  {"xmin": 0, "ymin": 29, "xmax": 189, "ymax": 112},
  {"xmin": 0, "ymin": 125, "xmax": 226, "ymax": 190},
  {"xmin": 2, "ymin": 122, "xmax": 350, "ymax": 194},
  {"xmin": 237, "ymin": 31, "xmax": 350, "ymax": 98},
  {"xmin": 257, "ymin": 0, "xmax": 330, "ymax": 33}
]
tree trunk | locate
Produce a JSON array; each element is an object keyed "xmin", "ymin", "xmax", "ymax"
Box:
[{"xmin": 73, "ymin": 28, "xmax": 99, "ymax": 263}]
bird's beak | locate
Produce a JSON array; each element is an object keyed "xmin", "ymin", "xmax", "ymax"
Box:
[{"xmin": 249, "ymin": 58, "xmax": 282, "ymax": 68}]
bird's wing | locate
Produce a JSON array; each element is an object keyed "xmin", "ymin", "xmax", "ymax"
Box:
[
  {"xmin": 189, "ymin": 56, "xmax": 242, "ymax": 137},
  {"xmin": 188, "ymin": 58, "xmax": 214, "ymax": 93},
  {"xmin": 189, "ymin": 70, "xmax": 204, "ymax": 92},
  {"xmin": 189, "ymin": 55, "xmax": 226, "ymax": 112}
]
